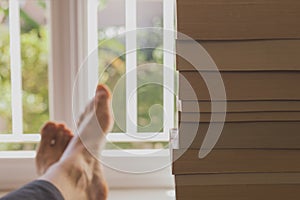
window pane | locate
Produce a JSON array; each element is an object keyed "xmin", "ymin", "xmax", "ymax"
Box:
[
  {"xmin": 98, "ymin": 0, "xmax": 126, "ymax": 133},
  {"xmin": 20, "ymin": 0, "xmax": 49, "ymax": 133},
  {"xmin": 105, "ymin": 141, "xmax": 168, "ymax": 149},
  {"xmin": 137, "ymin": 0, "xmax": 162, "ymax": 28},
  {"xmin": 137, "ymin": 0, "xmax": 163, "ymax": 133},
  {"xmin": 0, "ymin": 142, "xmax": 37, "ymax": 151},
  {"xmin": 0, "ymin": 0, "xmax": 12, "ymax": 134}
]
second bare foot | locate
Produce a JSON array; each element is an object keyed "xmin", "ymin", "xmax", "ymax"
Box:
[
  {"xmin": 36, "ymin": 122, "xmax": 73, "ymax": 176},
  {"xmin": 40, "ymin": 84, "xmax": 113, "ymax": 200}
]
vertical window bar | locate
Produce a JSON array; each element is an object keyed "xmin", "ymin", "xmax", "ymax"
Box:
[
  {"xmin": 9, "ymin": 0, "xmax": 23, "ymax": 136},
  {"xmin": 125, "ymin": 0, "xmax": 137, "ymax": 134},
  {"xmin": 163, "ymin": 0, "xmax": 175, "ymax": 134},
  {"xmin": 88, "ymin": 0, "xmax": 99, "ymax": 100}
]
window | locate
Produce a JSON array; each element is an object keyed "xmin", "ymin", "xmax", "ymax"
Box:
[
  {"xmin": 0, "ymin": 0, "xmax": 176, "ymax": 189},
  {"xmin": 0, "ymin": 0, "xmax": 49, "ymax": 151},
  {"xmin": 94, "ymin": 0, "xmax": 176, "ymax": 150}
]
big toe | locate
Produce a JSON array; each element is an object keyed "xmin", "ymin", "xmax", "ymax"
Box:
[{"xmin": 95, "ymin": 84, "xmax": 113, "ymax": 134}]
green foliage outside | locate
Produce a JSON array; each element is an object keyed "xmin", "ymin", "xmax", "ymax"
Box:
[
  {"xmin": 21, "ymin": 28, "xmax": 49, "ymax": 133},
  {"xmin": 0, "ymin": 1, "xmax": 49, "ymax": 151},
  {"xmin": 0, "ymin": 2, "xmax": 49, "ymax": 135},
  {"xmin": 0, "ymin": 23, "xmax": 12, "ymax": 133}
]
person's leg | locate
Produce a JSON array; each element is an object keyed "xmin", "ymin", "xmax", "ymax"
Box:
[
  {"xmin": 1, "ymin": 124, "xmax": 74, "ymax": 200},
  {"xmin": 39, "ymin": 84, "xmax": 113, "ymax": 200},
  {"xmin": 1, "ymin": 180, "xmax": 65, "ymax": 200}
]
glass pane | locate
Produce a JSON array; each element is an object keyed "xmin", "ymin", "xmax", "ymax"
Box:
[
  {"xmin": 0, "ymin": 0, "xmax": 12, "ymax": 134},
  {"xmin": 137, "ymin": 0, "xmax": 162, "ymax": 28},
  {"xmin": 105, "ymin": 141, "xmax": 168, "ymax": 149},
  {"xmin": 98, "ymin": 0, "xmax": 126, "ymax": 133},
  {"xmin": 0, "ymin": 142, "xmax": 36, "ymax": 151},
  {"xmin": 137, "ymin": 0, "xmax": 163, "ymax": 133},
  {"xmin": 20, "ymin": 0, "xmax": 49, "ymax": 133}
]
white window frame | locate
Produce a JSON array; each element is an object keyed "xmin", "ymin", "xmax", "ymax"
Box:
[{"xmin": 0, "ymin": 0, "xmax": 175, "ymax": 190}]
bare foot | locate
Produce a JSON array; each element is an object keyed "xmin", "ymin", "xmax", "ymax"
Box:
[
  {"xmin": 36, "ymin": 122, "xmax": 73, "ymax": 176},
  {"xmin": 39, "ymin": 84, "xmax": 113, "ymax": 200},
  {"xmin": 77, "ymin": 84, "xmax": 113, "ymax": 133},
  {"xmin": 36, "ymin": 85, "xmax": 113, "ymax": 176},
  {"xmin": 75, "ymin": 84, "xmax": 112, "ymax": 200}
]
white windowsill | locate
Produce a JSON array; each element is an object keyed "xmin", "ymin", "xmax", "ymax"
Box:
[
  {"xmin": 0, "ymin": 189, "xmax": 176, "ymax": 200},
  {"xmin": 108, "ymin": 189, "xmax": 175, "ymax": 200},
  {"xmin": 0, "ymin": 150, "xmax": 175, "ymax": 191}
]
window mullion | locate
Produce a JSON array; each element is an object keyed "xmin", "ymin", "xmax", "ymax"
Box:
[
  {"xmin": 87, "ymin": 0, "xmax": 99, "ymax": 100},
  {"xmin": 49, "ymin": 0, "xmax": 90, "ymax": 129},
  {"xmin": 163, "ymin": 0, "xmax": 175, "ymax": 135},
  {"xmin": 125, "ymin": 0, "xmax": 137, "ymax": 134},
  {"xmin": 9, "ymin": 0, "xmax": 23, "ymax": 136}
]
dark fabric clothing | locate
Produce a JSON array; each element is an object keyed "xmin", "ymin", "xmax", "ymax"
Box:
[{"xmin": 0, "ymin": 180, "xmax": 64, "ymax": 200}]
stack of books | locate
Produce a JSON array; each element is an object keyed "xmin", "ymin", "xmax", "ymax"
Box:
[{"xmin": 173, "ymin": 0, "xmax": 300, "ymax": 199}]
